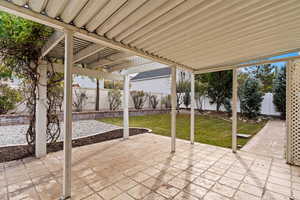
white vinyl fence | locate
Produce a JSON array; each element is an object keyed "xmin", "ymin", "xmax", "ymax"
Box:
[
  {"xmin": 191, "ymin": 92, "xmax": 280, "ymax": 116},
  {"xmin": 9, "ymin": 87, "xmax": 280, "ymax": 116}
]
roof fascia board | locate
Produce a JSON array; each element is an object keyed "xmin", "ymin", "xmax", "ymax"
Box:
[{"xmin": 51, "ymin": 63, "xmax": 123, "ymax": 80}]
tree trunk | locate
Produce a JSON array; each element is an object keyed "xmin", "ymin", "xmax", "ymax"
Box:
[
  {"xmin": 95, "ymin": 79, "xmax": 100, "ymax": 111},
  {"xmin": 216, "ymin": 102, "xmax": 221, "ymax": 112}
]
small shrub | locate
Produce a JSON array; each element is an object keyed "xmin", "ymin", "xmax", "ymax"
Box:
[
  {"xmin": 161, "ymin": 95, "xmax": 171, "ymax": 109},
  {"xmin": 0, "ymin": 84, "xmax": 22, "ymax": 114},
  {"xmin": 239, "ymin": 78, "xmax": 264, "ymax": 119},
  {"xmin": 131, "ymin": 91, "xmax": 148, "ymax": 110},
  {"xmin": 108, "ymin": 89, "xmax": 122, "ymax": 110},
  {"xmin": 73, "ymin": 89, "xmax": 88, "ymax": 112},
  {"xmin": 273, "ymin": 66, "xmax": 286, "ymax": 119},
  {"xmin": 149, "ymin": 94, "xmax": 159, "ymax": 109}
]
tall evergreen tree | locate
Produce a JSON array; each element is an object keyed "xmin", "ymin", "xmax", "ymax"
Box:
[
  {"xmin": 273, "ymin": 66, "xmax": 286, "ymax": 119},
  {"xmin": 239, "ymin": 77, "xmax": 264, "ymax": 119},
  {"xmin": 197, "ymin": 70, "xmax": 232, "ymax": 112}
]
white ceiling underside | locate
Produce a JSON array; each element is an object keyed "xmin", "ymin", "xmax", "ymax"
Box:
[{"xmin": 1, "ymin": 0, "xmax": 300, "ymax": 72}]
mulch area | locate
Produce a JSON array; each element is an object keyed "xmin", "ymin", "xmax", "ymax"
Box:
[{"xmin": 0, "ymin": 128, "xmax": 148, "ymax": 163}]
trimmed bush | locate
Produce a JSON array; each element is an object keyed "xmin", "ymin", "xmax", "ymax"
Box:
[
  {"xmin": 108, "ymin": 89, "xmax": 122, "ymax": 110},
  {"xmin": 149, "ymin": 94, "xmax": 159, "ymax": 109},
  {"xmin": 131, "ymin": 91, "xmax": 148, "ymax": 110}
]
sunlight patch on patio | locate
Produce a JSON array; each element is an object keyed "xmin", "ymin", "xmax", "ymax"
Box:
[{"xmin": 0, "ymin": 134, "xmax": 299, "ymax": 200}]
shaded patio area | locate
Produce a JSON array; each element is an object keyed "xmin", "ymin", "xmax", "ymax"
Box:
[{"xmin": 1, "ymin": 133, "xmax": 299, "ymax": 200}]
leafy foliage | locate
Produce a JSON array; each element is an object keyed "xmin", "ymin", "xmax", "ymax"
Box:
[
  {"xmin": 273, "ymin": 66, "xmax": 286, "ymax": 119},
  {"xmin": 194, "ymin": 80, "xmax": 207, "ymax": 111},
  {"xmin": 104, "ymin": 80, "xmax": 123, "ymax": 90},
  {"xmin": 149, "ymin": 94, "xmax": 159, "ymax": 109},
  {"xmin": 0, "ymin": 12, "xmax": 64, "ymax": 150},
  {"xmin": 245, "ymin": 64, "xmax": 276, "ymax": 93},
  {"xmin": 197, "ymin": 71, "xmax": 232, "ymax": 112},
  {"xmin": 0, "ymin": 84, "xmax": 22, "ymax": 114},
  {"xmin": 108, "ymin": 89, "xmax": 122, "ymax": 110},
  {"xmin": 131, "ymin": 90, "xmax": 148, "ymax": 110},
  {"xmin": 239, "ymin": 78, "xmax": 264, "ymax": 119},
  {"xmin": 0, "ymin": 64, "xmax": 13, "ymax": 80}
]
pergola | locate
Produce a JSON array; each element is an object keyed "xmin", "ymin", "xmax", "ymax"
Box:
[{"xmin": 1, "ymin": 0, "xmax": 300, "ymax": 199}]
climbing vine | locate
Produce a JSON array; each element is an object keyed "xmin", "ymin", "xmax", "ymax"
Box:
[{"xmin": 0, "ymin": 11, "xmax": 63, "ymax": 152}]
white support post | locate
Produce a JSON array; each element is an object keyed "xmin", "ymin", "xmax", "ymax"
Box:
[
  {"xmin": 62, "ymin": 29, "xmax": 73, "ymax": 199},
  {"xmin": 35, "ymin": 63, "xmax": 47, "ymax": 158},
  {"xmin": 190, "ymin": 72, "xmax": 195, "ymax": 144},
  {"xmin": 232, "ymin": 68, "xmax": 238, "ymax": 153},
  {"xmin": 171, "ymin": 66, "xmax": 177, "ymax": 153},
  {"xmin": 123, "ymin": 75, "xmax": 129, "ymax": 139}
]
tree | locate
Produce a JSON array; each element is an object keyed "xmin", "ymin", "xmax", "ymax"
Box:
[
  {"xmin": 245, "ymin": 64, "xmax": 276, "ymax": 93},
  {"xmin": 197, "ymin": 70, "xmax": 232, "ymax": 112},
  {"xmin": 95, "ymin": 79, "xmax": 100, "ymax": 111},
  {"xmin": 239, "ymin": 77, "xmax": 264, "ymax": 119},
  {"xmin": 273, "ymin": 66, "xmax": 286, "ymax": 119},
  {"xmin": 194, "ymin": 80, "xmax": 207, "ymax": 111}
]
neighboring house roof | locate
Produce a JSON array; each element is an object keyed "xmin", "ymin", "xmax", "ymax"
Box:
[{"xmin": 131, "ymin": 67, "xmax": 171, "ymax": 81}]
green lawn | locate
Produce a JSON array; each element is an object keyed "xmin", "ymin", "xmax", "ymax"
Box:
[{"xmin": 98, "ymin": 113, "xmax": 267, "ymax": 149}]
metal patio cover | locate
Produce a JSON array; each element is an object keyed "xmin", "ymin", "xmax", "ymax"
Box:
[{"xmin": 1, "ymin": 0, "xmax": 300, "ymax": 72}]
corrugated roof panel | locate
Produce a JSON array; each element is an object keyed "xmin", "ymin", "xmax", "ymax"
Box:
[
  {"xmin": 96, "ymin": 0, "xmax": 148, "ymax": 36},
  {"xmin": 3, "ymin": 0, "xmax": 300, "ymax": 71},
  {"xmin": 60, "ymin": 0, "xmax": 89, "ymax": 23},
  {"xmin": 28, "ymin": 0, "xmax": 48, "ymax": 12},
  {"xmin": 45, "ymin": 0, "xmax": 68, "ymax": 18},
  {"xmin": 12, "ymin": 0, "xmax": 27, "ymax": 6},
  {"xmin": 105, "ymin": 0, "xmax": 169, "ymax": 39},
  {"xmin": 114, "ymin": 0, "xmax": 184, "ymax": 42},
  {"xmin": 85, "ymin": 0, "xmax": 126, "ymax": 32},
  {"xmin": 73, "ymin": 0, "xmax": 108, "ymax": 28}
]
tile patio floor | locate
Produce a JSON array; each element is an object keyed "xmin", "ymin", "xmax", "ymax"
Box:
[{"xmin": 0, "ymin": 133, "xmax": 299, "ymax": 200}]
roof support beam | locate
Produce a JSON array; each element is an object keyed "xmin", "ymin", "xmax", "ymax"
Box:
[
  {"xmin": 108, "ymin": 61, "xmax": 153, "ymax": 72},
  {"xmin": 73, "ymin": 44, "xmax": 106, "ymax": 63},
  {"xmin": 41, "ymin": 31, "xmax": 64, "ymax": 58},
  {"xmin": 51, "ymin": 63, "xmax": 122, "ymax": 80},
  {"xmin": 87, "ymin": 52, "xmax": 132, "ymax": 68},
  {"xmin": 0, "ymin": 1, "xmax": 193, "ymax": 72},
  {"xmin": 121, "ymin": 62, "xmax": 167, "ymax": 75}
]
